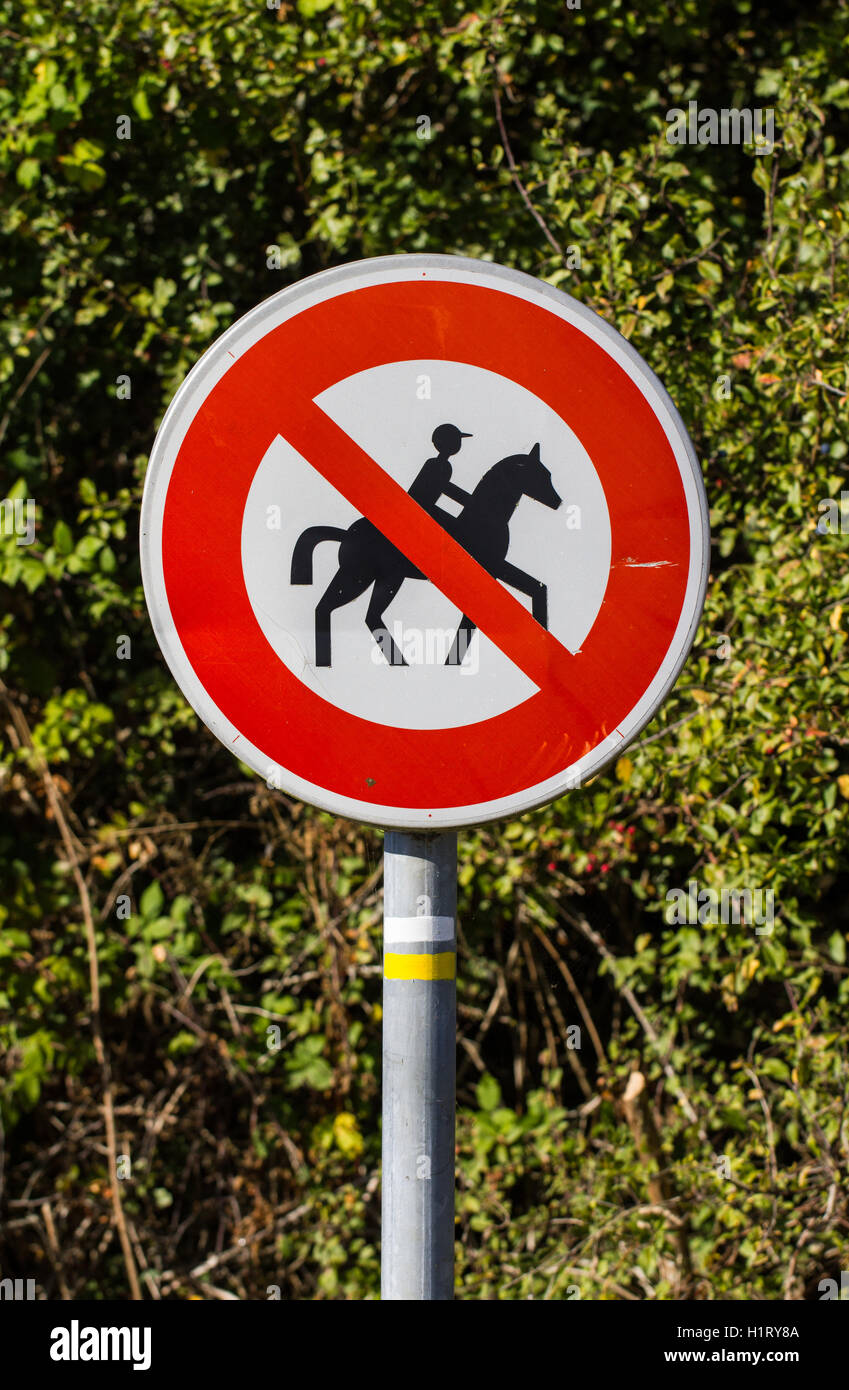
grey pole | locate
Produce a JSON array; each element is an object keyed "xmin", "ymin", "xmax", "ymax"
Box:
[{"xmin": 381, "ymin": 830, "xmax": 457, "ymax": 1300}]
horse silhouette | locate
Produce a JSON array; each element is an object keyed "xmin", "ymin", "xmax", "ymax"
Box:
[{"xmin": 290, "ymin": 442, "xmax": 562, "ymax": 667}]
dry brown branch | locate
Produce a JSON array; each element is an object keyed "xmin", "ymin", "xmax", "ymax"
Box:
[
  {"xmin": 530, "ymin": 921, "xmax": 606, "ymax": 1065},
  {"xmin": 620, "ymin": 1070, "xmax": 694, "ymax": 1295},
  {"xmin": 40, "ymin": 1201, "xmax": 71, "ymax": 1300},
  {"xmin": 490, "ymin": 66, "xmax": 564, "ymax": 258},
  {"xmin": 558, "ymin": 901, "xmax": 701, "ymax": 1130}
]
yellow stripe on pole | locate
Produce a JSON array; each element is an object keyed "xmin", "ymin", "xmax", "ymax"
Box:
[{"xmin": 384, "ymin": 951, "xmax": 456, "ymax": 981}]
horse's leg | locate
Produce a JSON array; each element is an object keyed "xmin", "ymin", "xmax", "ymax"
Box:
[
  {"xmin": 446, "ymin": 615, "xmax": 477, "ymax": 667},
  {"xmin": 494, "ymin": 559, "xmax": 548, "ymax": 628},
  {"xmin": 314, "ymin": 569, "xmax": 372, "ymax": 667},
  {"xmin": 365, "ymin": 577, "xmax": 407, "ymax": 666}
]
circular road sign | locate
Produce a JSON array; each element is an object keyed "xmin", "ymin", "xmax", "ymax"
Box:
[{"xmin": 140, "ymin": 254, "xmax": 709, "ymax": 830}]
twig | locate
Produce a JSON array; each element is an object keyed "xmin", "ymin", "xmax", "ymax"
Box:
[
  {"xmin": 558, "ymin": 902, "xmax": 700, "ymax": 1128},
  {"xmin": 530, "ymin": 921, "xmax": 606, "ymax": 1065},
  {"xmin": 621, "ymin": 1071, "xmax": 694, "ymax": 1293},
  {"xmin": 0, "ymin": 345, "xmax": 52, "ymax": 448},
  {"xmin": 40, "ymin": 1201, "xmax": 72, "ymax": 1300},
  {"xmin": 491, "ymin": 75, "xmax": 564, "ymax": 257}
]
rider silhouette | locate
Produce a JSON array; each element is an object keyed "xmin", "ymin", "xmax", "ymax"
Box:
[{"xmin": 408, "ymin": 424, "xmax": 473, "ymax": 527}]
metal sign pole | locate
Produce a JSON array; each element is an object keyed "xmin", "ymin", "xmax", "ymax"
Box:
[{"xmin": 381, "ymin": 830, "xmax": 457, "ymax": 1300}]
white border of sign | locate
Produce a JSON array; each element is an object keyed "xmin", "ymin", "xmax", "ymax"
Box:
[{"xmin": 140, "ymin": 254, "xmax": 710, "ymax": 829}]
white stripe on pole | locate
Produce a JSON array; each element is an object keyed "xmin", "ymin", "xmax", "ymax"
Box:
[{"xmin": 383, "ymin": 915, "xmax": 455, "ymax": 944}]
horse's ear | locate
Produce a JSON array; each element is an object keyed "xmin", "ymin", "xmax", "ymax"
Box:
[{"xmin": 530, "ymin": 442, "xmax": 540, "ymax": 462}]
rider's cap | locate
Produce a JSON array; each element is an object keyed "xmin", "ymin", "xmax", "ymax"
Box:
[{"xmin": 432, "ymin": 423, "xmax": 472, "ymax": 452}]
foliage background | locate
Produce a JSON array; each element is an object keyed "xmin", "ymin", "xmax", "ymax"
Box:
[{"xmin": 1, "ymin": 0, "xmax": 848, "ymax": 1300}]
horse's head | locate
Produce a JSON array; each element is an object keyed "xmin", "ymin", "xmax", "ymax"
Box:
[{"xmin": 518, "ymin": 442, "xmax": 562, "ymax": 510}]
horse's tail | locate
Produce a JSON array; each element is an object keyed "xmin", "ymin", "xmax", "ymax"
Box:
[{"xmin": 290, "ymin": 526, "xmax": 347, "ymax": 584}]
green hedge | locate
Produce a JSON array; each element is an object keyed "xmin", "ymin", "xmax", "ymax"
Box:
[{"xmin": 1, "ymin": 0, "xmax": 848, "ymax": 1299}]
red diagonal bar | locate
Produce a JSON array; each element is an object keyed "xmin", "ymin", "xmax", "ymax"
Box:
[{"xmin": 280, "ymin": 398, "xmax": 608, "ymax": 710}]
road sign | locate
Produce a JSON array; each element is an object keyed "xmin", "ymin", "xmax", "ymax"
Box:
[{"xmin": 141, "ymin": 254, "xmax": 709, "ymax": 829}]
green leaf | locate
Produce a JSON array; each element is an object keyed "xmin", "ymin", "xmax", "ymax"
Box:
[
  {"xmin": 71, "ymin": 138, "xmax": 105, "ymax": 162},
  {"xmin": 168, "ymin": 1030, "xmax": 200, "ymax": 1056},
  {"xmin": 696, "ymin": 219, "xmax": 714, "ymax": 248},
  {"xmin": 16, "ymin": 158, "xmax": 40, "ymax": 189},
  {"xmin": 476, "ymin": 1073, "xmax": 501, "ymax": 1112},
  {"xmin": 132, "ymin": 89, "xmax": 153, "ymax": 121},
  {"xmin": 140, "ymin": 881, "xmax": 164, "ymax": 920},
  {"xmin": 53, "ymin": 521, "xmax": 73, "ymax": 555}
]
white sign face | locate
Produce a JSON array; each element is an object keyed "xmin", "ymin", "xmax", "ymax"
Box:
[
  {"xmin": 141, "ymin": 254, "xmax": 709, "ymax": 829},
  {"xmin": 242, "ymin": 360, "xmax": 611, "ymax": 730}
]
